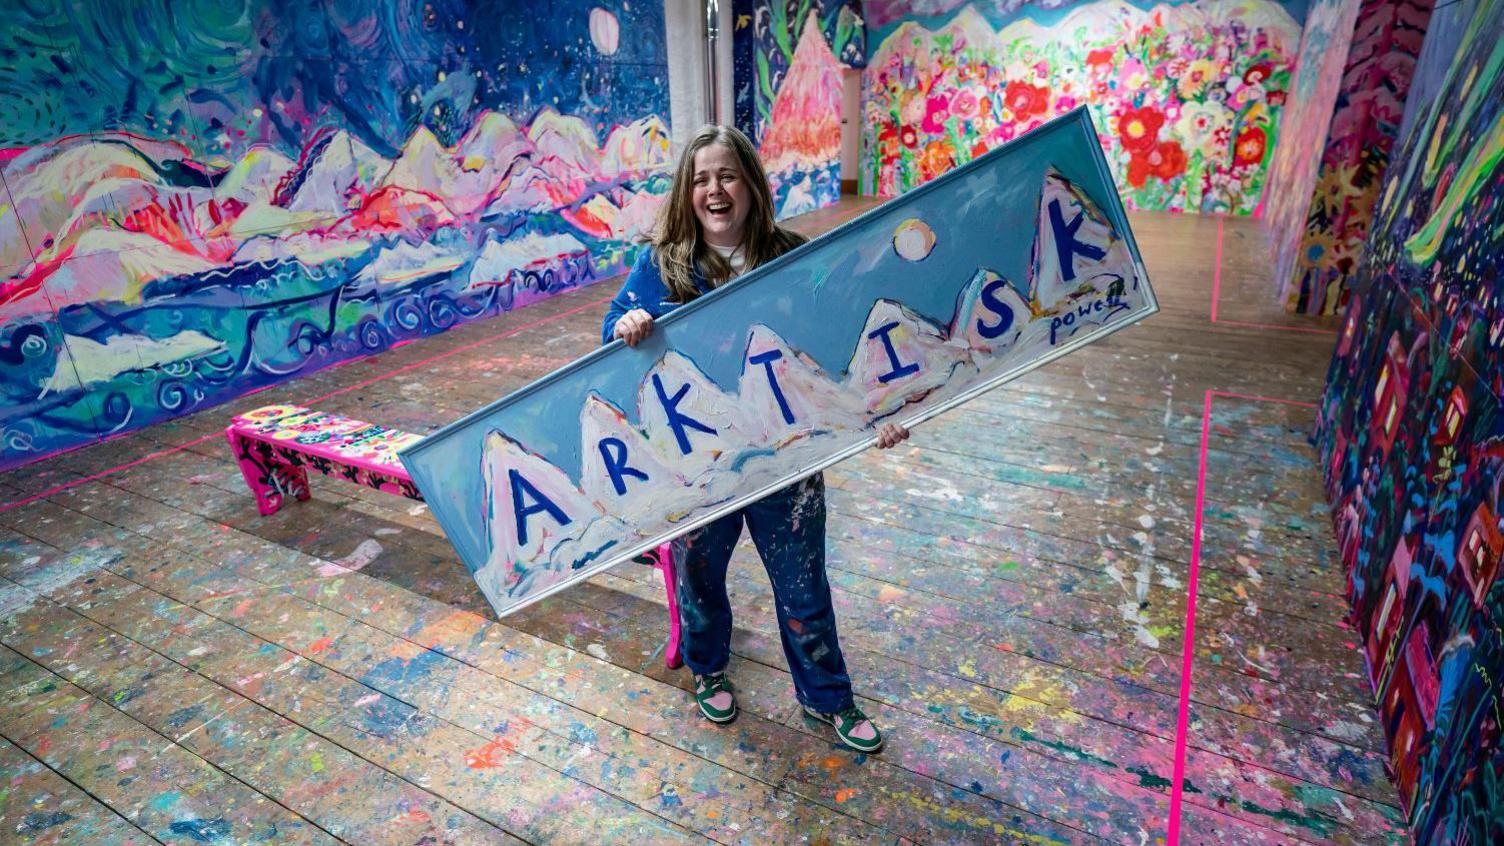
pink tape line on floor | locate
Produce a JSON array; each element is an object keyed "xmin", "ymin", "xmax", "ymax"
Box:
[{"xmin": 1166, "ymin": 388, "xmax": 1317, "ymax": 844}]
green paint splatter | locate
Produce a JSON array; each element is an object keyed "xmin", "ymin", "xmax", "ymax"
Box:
[
  {"xmin": 1237, "ymin": 798, "xmax": 1336, "ymax": 836},
  {"xmin": 309, "ymin": 751, "xmax": 324, "ymax": 773},
  {"xmin": 1010, "ymin": 727, "xmax": 1118, "ymax": 769},
  {"xmin": 1126, "ymin": 766, "xmax": 1167, "ymax": 790}
]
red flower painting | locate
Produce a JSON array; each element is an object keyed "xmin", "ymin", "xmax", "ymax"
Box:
[
  {"xmin": 1127, "ymin": 139, "xmax": 1187, "ymax": 187},
  {"xmin": 1004, "ymin": 81, "xmax": 1049, "ymax": 119},
  {"xmin": 1117, "ymin": 105, "xmax": 1165, "ymax": 153},
  {"xmin": 1233, "ymin": 126, "xmax": 1267, "ymax": 167}
]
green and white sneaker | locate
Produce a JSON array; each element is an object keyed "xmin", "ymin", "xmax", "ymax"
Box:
[
  {"xmin": 694, "ymin": 672, "xmax": 737, "ymax": 723},
  {"xmin": 803, "ymin": 704, "xmax": 884, "ymax": 753}
]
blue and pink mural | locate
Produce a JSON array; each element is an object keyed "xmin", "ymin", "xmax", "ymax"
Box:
[
  {"xmin": 733, "ymin": 1, "xmax": 865, "ymax": 217},
  {"xmin": 1259, "ymin": 0, "xmax": 1360, "ymax": 299},
  {"xmin": 0, "ymin": 0, "xmax": 673, "ymax": 470},
  {"xmin": 1316, "ymin": 0, "xmax": 1504, "ymax": 838},
  {"xmin": 1264, "ymin": 0, "xmax": 1434, "ymax": 315}
]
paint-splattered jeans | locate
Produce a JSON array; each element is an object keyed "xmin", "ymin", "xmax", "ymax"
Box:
[{"xmin": 671, "ymin": 472, "xmax": 855, "ymax": 713}]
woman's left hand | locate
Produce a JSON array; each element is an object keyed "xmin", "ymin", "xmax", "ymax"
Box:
[{"xmin": 875, "ymin": 423, "xmax": 910, "ymax": 450}]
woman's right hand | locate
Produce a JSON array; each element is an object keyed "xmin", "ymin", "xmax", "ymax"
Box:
[{"xmin": 614, "ymin": 307, "xmax": 655, "ymax": 347}]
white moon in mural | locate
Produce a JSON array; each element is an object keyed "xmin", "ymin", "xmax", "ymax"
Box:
[
  {"xmin": 589, "ymin": 8, "xmax": 619, "ymax": 55},
  {"xmin": 892, "ymin": 218, "xmax": 936, "ymax": 261}
]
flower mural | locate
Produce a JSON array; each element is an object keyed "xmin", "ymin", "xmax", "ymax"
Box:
[{"xmin": 861, "ymin": 0, "xmax": 1302, "ymax": 214}]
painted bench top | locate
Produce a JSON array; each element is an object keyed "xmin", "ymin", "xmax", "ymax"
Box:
[{"xmin": 229, "ymin": 404, "xmax": 425, "ymax": 473}]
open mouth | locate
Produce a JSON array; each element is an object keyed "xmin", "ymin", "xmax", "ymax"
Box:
[{"xmin": 706, "ymin": 201, "xmax": 733, "ymax": 217}]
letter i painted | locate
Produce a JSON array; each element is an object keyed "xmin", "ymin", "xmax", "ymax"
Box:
[{"xmin": 867, "ymin": 321, "xmax": 921, "ymax": 384}]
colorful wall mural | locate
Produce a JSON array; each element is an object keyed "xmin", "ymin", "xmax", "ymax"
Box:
[
  {"xmin": 0, "ymin": 0, "xmax": 673, "ymax": 470},
  {"xmin": 1259, "ymin": 0, "xmax": 1360, "ymax": 296},
  {"xmin": 733, "ymin": 1, "xmax": 865, "ymax": 217},
  {"xmin": 860, "ymin": 0, "xmax": 1306, "ymax": 214},
  {"xmin": 1315, "ymin": 0, "xmax": 1504, "ymax": 838},
  {"xmin": 1268, "ymin": 0, "xmax": 1434, "ymax": 315}
]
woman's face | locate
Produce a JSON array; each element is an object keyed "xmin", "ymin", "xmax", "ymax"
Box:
[{"xmin": 691, "ymin": 142, "xmax": 752, "ymax": 248}]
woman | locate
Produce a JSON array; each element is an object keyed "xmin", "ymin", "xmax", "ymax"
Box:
[{"xmin": 601, "ymin": 125, "xmax": 907, "ymax": 753}]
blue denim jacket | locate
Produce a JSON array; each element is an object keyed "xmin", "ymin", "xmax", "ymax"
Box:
[{"xmin": 600, "ymin": 247, "xmax": 713, "ymax": 344}]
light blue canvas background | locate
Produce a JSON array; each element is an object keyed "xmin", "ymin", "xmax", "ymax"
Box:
[{"xmin": 402, "ymin": 108, "xmax": 1146, "ymax": 576}]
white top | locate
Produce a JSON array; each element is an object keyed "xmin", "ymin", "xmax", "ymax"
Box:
[{"xmin": 707, "ymin": 241, "xmax": 746, "ymax": 276}]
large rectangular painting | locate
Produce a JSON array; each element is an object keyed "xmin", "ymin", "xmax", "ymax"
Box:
[{"xmin": 402, "ymin": 109, "xmax": 1157, "ymax": 616}]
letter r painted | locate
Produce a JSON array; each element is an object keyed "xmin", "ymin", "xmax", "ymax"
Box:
[{"xmin": 598, "ymin": 437, "xmax": 649, "ymax": 496}]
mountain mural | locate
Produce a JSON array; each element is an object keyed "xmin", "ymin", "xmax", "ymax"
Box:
[
  {"xmin": 733, "ymin": 1, "xmax": 865, "ymax": 218},
  {"xmin": 0, "ymin": 0, "xmax": 672, "ymax": 469}
]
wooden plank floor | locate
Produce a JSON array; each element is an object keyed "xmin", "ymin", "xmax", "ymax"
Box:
[{"xmin": 0, "ymin": 205, "xmax": 1408, "ymax": 845}]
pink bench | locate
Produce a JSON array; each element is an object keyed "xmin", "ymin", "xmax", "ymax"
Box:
[{"xmin": 226, "ymin": 404, "xmax": 682, "ymax": 668}]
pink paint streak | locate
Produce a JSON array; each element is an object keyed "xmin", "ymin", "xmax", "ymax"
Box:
[
  {"xmin": 0, "ymin": 295, "xmax": 612, "ymax": 515},
  {"xmin": 1210, "ymin": 217, "xmax": 1223, "ymax": 322},
  {"xmin": 1168, "ymin": 388, "xmax": 1318, "ymax": 844}
]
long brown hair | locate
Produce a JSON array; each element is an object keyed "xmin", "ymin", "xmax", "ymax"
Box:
[{"xmin": 651, "ymin": 124, "xmax": 807, "ymax": 303}]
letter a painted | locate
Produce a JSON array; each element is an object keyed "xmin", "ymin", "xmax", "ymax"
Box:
[
  {"xmin": 749, "ymin": 349, "xmax": 796, "ymax": 425},
  {"xmin": 867, "ymin": 321, "xmax": 921, "ymax": 384},
  {"xmin": 508, "ymin": 468, "xmax": 571, "ymax": 546},
  {"xmin": 652, "ymin": 373, "xmax": 717, "ymax": 455},
  {"xmin": 1048, "ymin": 198, "xmax": 1106, "ymax": 282},
  {"xmin": 598, "ymin": 437, "xmax": 649, "ymax": 496}
]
